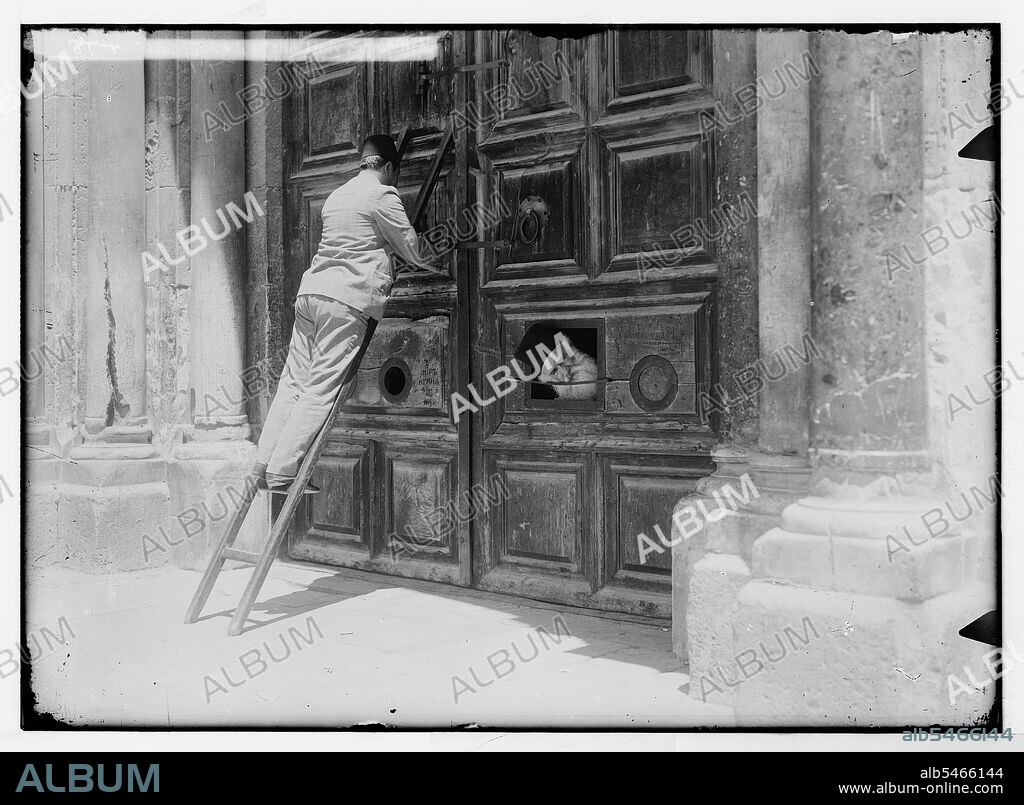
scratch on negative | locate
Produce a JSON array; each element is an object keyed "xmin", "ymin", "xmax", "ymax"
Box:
[
  {"xmin": 102, "ymin": 238, "xmax": 131, "ymax": 427},
  {"xmin": 894, "ymin": 666, "xmax": 922, "ymax": 681}
]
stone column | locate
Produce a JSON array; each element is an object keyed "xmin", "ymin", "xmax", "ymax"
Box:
[
  {"xmin": 24, "ymin": 32, "xmax": 61, "ymax": 566},
  {"xmin": 670, "ymin": 31, "xmax": 765, "ymax": 664},
  {"xmin": 672, "ymin": 30, "xmax": 762, "ymax": 668},
  {"xmin": 681, "ymin": 31, "xmax": 815, "ymax": 700},
  {"xmin": 61, "ymin": 30, "xmax": 170, "ymax": 571},
  {"xmin": 78, "ymin": 35, "xmax": 152, "ymax": 451},
  {"xmin": 188, "ymin": 31, "xmax": 249, "ymax": 437},
  {"xmin": 732, "ymin": 31, "xmax": 990, "ymax": 726},
  {"xmin": 748, "ymin": 29, "xmax": 813, "ymax": 496},
  {"xmin": 167, "ymin": 31, "xmax": 262, "ymax": 569},
  {"xmin": 25, "ymin": 52, "xmax": 47, "ymax": 448},
  {"xmin": 245, "ymin": 30, "xmax": 289, "ymax": 434}
]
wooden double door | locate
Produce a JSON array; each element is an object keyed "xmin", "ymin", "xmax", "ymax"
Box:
[{"xmin": 283, "ymin": 29, "xmax": 717, "ymax": 618}]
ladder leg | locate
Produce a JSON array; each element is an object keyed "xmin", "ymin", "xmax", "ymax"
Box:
[
  {"xmin": 184, "ymin": 473, "xmax": 260, "ymax": 624},
  {"xmin": 225, "ymin": 319, "xmax": 378, "ymax": 636},
  {"xmin": 226, "ymin": 480, "xmax": 307, "ymax": 636}
]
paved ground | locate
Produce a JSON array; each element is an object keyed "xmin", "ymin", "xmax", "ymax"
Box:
[{"xmin": 23, "ymin": 562, "xmax": 733, "ymax": 729}]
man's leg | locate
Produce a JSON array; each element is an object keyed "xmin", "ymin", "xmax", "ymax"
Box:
[
  {"xmin": 264, "ymin": 294, "xmax": 372, "ymax": 487},
  {"xmin": 253, "ymin": 296, "xmax": 316, "ymax": 478}
]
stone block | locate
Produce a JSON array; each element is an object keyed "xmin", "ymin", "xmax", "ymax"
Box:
[
  {"xmin": 165, "ymin": 441, "xmax": 265, "ymax": 571},
  {"xmin": 25, "ymin": 458, "xmax": 64, "ymax": 568},
  {"xmin": 832, "ymin": 533, "xmax": 971, "ymax": 601},
  {"xmin": 752, "ymin": 524, "xmax": 973, "ymax": 600},
  {"xmin": 682, "ymin": 553, "xmax": 749, "ymax": 706},
  {"xmin": 732, "ymin": 579, "xmax": 995, "ymax": 727},
  {"xmin": 58, "ymin": 457, "xmax": 170, "ymax": 572},
  {"xmin": 752, "ymin": 527, "xmax": 832, "ymax": 587}
]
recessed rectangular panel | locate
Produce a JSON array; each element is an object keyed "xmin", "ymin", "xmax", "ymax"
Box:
[
  {"xmin": 600, "ymin": 29, "xmax": 711, "ymax": 115},
  {"xmin": 307, "ymin": 65, "xmax": 364, "ymax": 157},
  {"xmin": 348, "ymin": 317, "xmax": 449, "ymax": 411},
  {"xmin": 384, "ymin": 33, "xmax": 452, "ymax": 132},
  {"xmin": 597, "ymin": 128, "xmax": 712, "ymax": 273},
  {"xmin": 614, "ymin": 30, "xmax": 693, "ymax": 95},
  {"xmin": 496, "ymin": 159, "xmax": 578, "ymax": 266},
  {"xmin": 615, "ymin": 475, "xmax": 690, "ymax": 575},
  {"xmin": 605, "ymin": 309, "xmax": 694, "ymax": 372},
  {"xmin": 387, "ymin": 455, "xmax": 453, "ymax": 552},
  {"xmin": 502, "ymin": 468, "xmax": 579, "ymax": 565},
  {"xmin": 604, "ymin": 309, "xmax": 697, "ymax": 416},
  {"xmin": 617, "ymin": 144, "xmax": 693, "ymax": 252},
  {"xmin": 395, "ymin": 167, "xmax": 455, "ymax": 276},
  {"xmin": 309, "ymin": 451, "xmax": 365, "ymax": 540},
  {"xmin": 493, "ymin": 31, "xmax": 577, "ymax": 120}
]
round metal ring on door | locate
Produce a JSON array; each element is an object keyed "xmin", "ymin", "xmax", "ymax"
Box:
[
  {"xmin": 379, "ymin": 357, "xmax": 413, "ymax": 405},
  {"xmin": 513, "ymin": 197, "xmax": 551, "ymax": 249},
  {"xmin": 629, "ymin": 355, "xmax": 678, "ymax": 412}
]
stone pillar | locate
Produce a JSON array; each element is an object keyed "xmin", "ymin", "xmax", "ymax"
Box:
[
  {"xmin": 79, "ymin": 37, "xmax": 151, "ymax": 449},
  {"xmin": 671, "ymin": 30, "xmax": 761, "ymax": 671},
  {"xmin": 680, "ymin": 32, "xmax": 814, "ymax": 702},
  {"xmin": 25, "ymin": 51, "xmax": 48, "ymax": 448},
  {"xmin": 139, "ymin": 31, "xmax": 192, "ymax": 570},
  {"xmin": 748, "ymin": 30, "xmax": 813, "ymax": 496},
  {"xmin": 166, "ymin": 31, "xmax": 262, "ymax": 569},
  {"xmin": 24, "ymin": 32, "xmax": 62, "ymax": 566},
  {"xmin": 732, "ymin": 32, "xmax": 992, "ymax": 726},
  {"xmin": 188, "ymin": 32, "xmax": 249, "ymax": 437},
  {"xmin": 245, "ymin": 30, "xmax": 289, "ymax": 434},
  {"xmin": 60, "ymin": 30, "xmax": 170, "ymax": 571}
]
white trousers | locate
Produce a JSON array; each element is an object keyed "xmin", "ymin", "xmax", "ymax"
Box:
[{"xmin": 256, "ymin": 293, "xmax": 373, "ymax": 483}]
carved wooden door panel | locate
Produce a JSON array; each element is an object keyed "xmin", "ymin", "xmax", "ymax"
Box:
[
  {"xmin": 467, "ymin": 29, "xmax": 717, "ymax": 617},
  {"xmin": 281, "ymin": 29, "xmax": 720, "ymax": 618},
  {"xmin": 283, "ymin": 31, "xmax": 472, "ymax": 585}
]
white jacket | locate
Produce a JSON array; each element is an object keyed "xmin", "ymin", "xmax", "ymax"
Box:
[{"xmin": 298, "ymin": 170, "xmax": 438, "ymax": 320}]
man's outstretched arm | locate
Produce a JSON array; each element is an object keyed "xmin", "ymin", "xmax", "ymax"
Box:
[{"xmin": 374, "ymin": 188, "xmax": 446, "ymax": 274}]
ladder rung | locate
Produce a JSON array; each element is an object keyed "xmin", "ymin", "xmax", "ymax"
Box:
[
  {"xmin": 259, "ymin": 485, "xmax": 320, "ymax": 495},
  {"xmin": 222, "ymin": 547, "xmax": 261, "ymax": 565}
]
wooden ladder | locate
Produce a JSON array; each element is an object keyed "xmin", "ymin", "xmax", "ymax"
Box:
[{"xmin": 184, "ymin": 122, "xmax": 454, "ymax": 635}]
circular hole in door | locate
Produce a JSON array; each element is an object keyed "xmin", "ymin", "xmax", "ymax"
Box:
[{"xmin": 379, "ymin": 357, "xmax": 412, "ymax": 405}]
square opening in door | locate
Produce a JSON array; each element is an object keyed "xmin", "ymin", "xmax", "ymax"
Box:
[{"xmin": 514, "ymin": 322, "xmax": 603, "ymax": 411}]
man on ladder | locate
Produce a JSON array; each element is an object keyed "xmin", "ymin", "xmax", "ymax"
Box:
[
  {"xmin": 186, "ymin": 132, "xmax": 443, "ymax": 635},
  {"xmin": 253, "ymin": 133, "xmax": 441, "ymax": 492}
]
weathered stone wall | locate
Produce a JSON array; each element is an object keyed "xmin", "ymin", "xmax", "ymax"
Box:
[
  {"xmin": 26, "ymin": 29, "xmax": 273, "ymax": 573},
  {"xmin": 670, "ymin": 30, "xmax": 761, "ymax": 663},
  {"xmin": 25, "ymin": 30, "xmax": 88, "ymax": 566},
  {"xmin": 921, "ymin": 30, "xmax": 997, "ymax": 588},
  {"xmin": 144, "ymin": 31, "xmax": 192, "ymax": 449},
  {"xmin": 681, "ymin": 30, "xmax": 997, "ymax": 726},
  {"xmin": 711, "ymin": 30, "xmax": 760, "ymax": 448},
  {"xmin": 244, "ymin": 29, "xmax": 290, "ymax": 442}
]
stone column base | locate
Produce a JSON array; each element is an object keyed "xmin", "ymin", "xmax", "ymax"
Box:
[
  {"xmin": 730, "ymin": 489, "xmax": 994, "ymax": 725},
  {"xmin": 26, "ymin": 456, "xmax": 63, "ymax": 567},
  {"xmin": 684, "ymin": 552, "xmax": 750, "ymax": 705},
  {"xmin": 732, "ymin": 580, "xmax": 995, "ymax": 726},
  {"xmin": 674, "ymin": 447, "xmax": 806, "ymax": 674},
  {"xmin": 164, "ymin": 440, "xmax": 267, "ymax": 571},
  {"xmin": 58, "ymin": 451, "xmax": 170, "ymax": 573}
]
